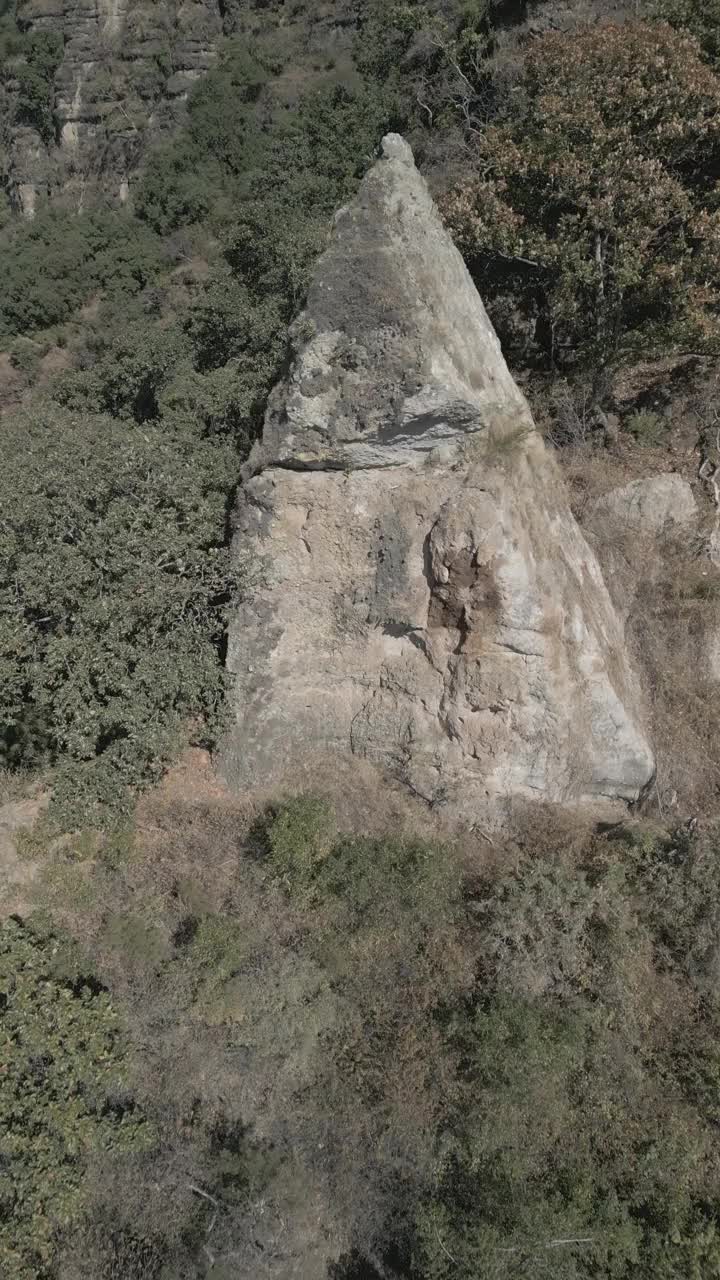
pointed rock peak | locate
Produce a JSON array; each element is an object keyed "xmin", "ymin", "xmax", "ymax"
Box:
[
  {"xmin": 379, "ymin": 132, "xmax": 415, "ymax": 164},
  {"xmin": 247, "ymin": 133, "xmax": 534, "ymax": 475},
  {"xmin": 222, "ymin": 133, "xmax": 655, "ymax": 823}
]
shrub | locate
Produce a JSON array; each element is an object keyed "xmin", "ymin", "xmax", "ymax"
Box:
[
  {"xmin": 0, "ymin": 209, "xmax": 163, "ymax": 341},
  {"xmin": 625, "ymin": 408, "xmax": 669, "ymax": 444},
  {"xmin": 135, "ymin": 42, "xmax": 267, "ymax": 235},
  {"xmin": 266, "ymin": 795, "xmax": 336, "ymax": 890},
  {"xmin": 8, "ymin": 334, "xmax": 43, "ymax": 379},
  {"xmin": 0, "ymin": 917, "xmax": 151, "ymax": 1280},
  {"xmin": 414, "ymin": 821, "xmax": 720, "ymax": 1280},
  {"xmin": 442, "ymin": 22, "xmax": 720, "ymax": 378},
  {"xmin": 22, "ymin": 786, "xmax": 720, "ymax": 1278},
  {"xmin": 134, "ymin": 139, "xmax": 222, "ymax": 235},
  {"xmin": 0, "ymin": 405, "xmax": 237, "ymax": 811},
  {"xmin": 654, "ymin": 0, "xmax": 720, "ymax": 63},
  {"xmin": 14, "ymin": 28, "xmax": 62, "ymax": 141}
]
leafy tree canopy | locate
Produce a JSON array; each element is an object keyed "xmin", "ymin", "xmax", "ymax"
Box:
[
  {"xmin": 0, "ymin": 406, "xmax": 237, "ymax": 814},
  {"xmin": 0, "ymin": 917, "xmax": 151, "ymax": 1280},
  {"xmin": 441, "ymin": 22, "xmax": 720, "ymax": 377}
]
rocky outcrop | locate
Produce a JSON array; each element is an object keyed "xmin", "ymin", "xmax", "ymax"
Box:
[
  {"xmin": 583, "ymin": 474, "xmax": 699, "ymax": 621},
  {"xmin": 587, "ymin": 474, "xmax": 698, "ymax": 539},
  {"xmin": 7, "ymin": 0, "xmax": 223, "ymax": 213},
  {"xmin": 583, "ymin": 473, "xmax": 720, "ymax": 691},
  {"xmin": 222, "ymin": 135, "xmax": 654, "ymax": 820}
]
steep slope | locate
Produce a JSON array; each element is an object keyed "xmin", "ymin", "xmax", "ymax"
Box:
[{"xmin": 222, "ymin": 134, "xmax": 655, "ymax": 820}]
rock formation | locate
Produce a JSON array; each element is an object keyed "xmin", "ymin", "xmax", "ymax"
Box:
[
  {"xmin": 587, "ymin": 474, "xmax": 698, "ymax": 540},
  {"xmin": 7, "ymin": 0, "xmax": 223, "ymax": 213},
  {"xmin": 222, "ymin": 134, "xmax": 655, "ymax": 820},
  {"xmin": 582, "ymin": 473, "xmax": 699, "ymax": 621}
]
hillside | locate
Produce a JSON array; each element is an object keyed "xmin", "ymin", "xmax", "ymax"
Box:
[{"xmin": 4, "ymin": 2, "xmax": 720, "ymax": 1278}]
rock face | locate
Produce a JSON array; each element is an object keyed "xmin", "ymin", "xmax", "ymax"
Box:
[
  {"xmin": 588, "ymin": 475, "xmax": 697, "ymax": 538},
  {"xmin": 222, "ymin": 135, "xmax": 654, "ymax": 818},
  {"xmin": 7, "ymin": 0, "xmax": 223, "ymax": 213}
]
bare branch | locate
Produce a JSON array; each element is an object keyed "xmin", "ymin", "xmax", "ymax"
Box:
[
  {"xmin": 188, "ymin": 1183, "xmax": 220, "ymax": 1208},
  {"xmin": 436, "ymin": 1227, "xmax": 458, "ymax": 1265}
]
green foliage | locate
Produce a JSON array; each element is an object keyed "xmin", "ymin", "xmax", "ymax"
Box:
[
  {"xmin": 0, "ymin": 405, "xmax": 237, "ymax": 811},
  {"xmin": 442, "ymin": 22, "xmax": 720, "ymax": 374},
  {"xmin": 135, "ymin": 42, "xmax": 268, "ymax": 235},
  {"xmin": 414, "ymin": 821, "xmax": 720, "ymax": 1279},
  {"xmin": 0, "ymin": 1, "xmax": 23, "ymax": 67},
  {"xmin": 21, "ymin": 787, "xmax": 720, "ymax": 1277},
  {"xmin": 8, "ymin": 333, "xmax": 43, "ymax": 379},
  {"xmin": 266, "ymin": 795, "xmax": 336, "ymax": 889},
  {"xmin": 265, "ymin": 796, "xmax": 461, "ymax": 924},
  {"xmin": 654, "ymin": 0, "xmax": 720, "ymax": 64},
  {"xmin": 626, "ymin": 407, "xmax": 669, "ymax": 444},
  {"xmin": 59, "ymin": 318, "xmax": 188, "ymax": 423},
  {"xmin": 0, "ymin": 209, "xmax": 163, "ymax": 340},
  {"xmin": 15, "ymin": 28, "xmax": 62, "ymax": 140},
  {"xmin": 187, "ymin": 40, "xmax": 267, "ymax": 170},
  {"xmin": 0, "ymin": 917, "xmax": 150, "ymax": 1280},
  {"xmin": 133, "ymin": 138, "xmax": 222, "ymax": 235}
]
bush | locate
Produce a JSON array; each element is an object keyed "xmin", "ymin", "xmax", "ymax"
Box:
[
  {"xmin": 134, "ymin": 139, "xmax": 221, "ymax": 235},
  {"xmin": 0, "ymin": 405, "xmax": 237, "ymax": 811},
  {"xmin": 625, "ymin": 408, "xmax": 669, "ymax": 444},
  {"xmin": 22, "ymin": 785, "xmax": 720, "ymax": 1277},
  {"xmin": 14, "ymin": 28, "xmax": 62, "ymax": 141},
  {"xmin": 0, "ymin": 209, "xmax": 163, "ymax": 341},
  {"xmin": 0, "ymin": 917, "xmax": 151, "ymax": 1280},
  {"xmin": 414, "ymin": 819, "xmax": 720, "ymax": 1280},
  {"xmin": 654, "ymin": 0, "xmax": 720, "ymax": 63},
  {"xmin": 442, "ymin": 22, "xmax": 720, "ymax": 378}
]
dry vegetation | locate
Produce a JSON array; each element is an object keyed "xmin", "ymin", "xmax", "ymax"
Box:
[{"xmin": 1, "ymin": 762, "xmax": 718, "ymax": 1277}]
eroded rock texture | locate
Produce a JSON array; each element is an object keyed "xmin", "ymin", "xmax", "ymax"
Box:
[
  {"xmin": 9, "ymin": 0, "xmax": 223, "ymax": 213},
  {"xmin": 223, "ymin": 135, "xmax": 654, "ymax": 819}
]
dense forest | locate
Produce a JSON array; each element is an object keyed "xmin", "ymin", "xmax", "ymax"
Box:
[{"xmin": 5, "ymin": 1, "xmax": 720, "ymax": 1276}]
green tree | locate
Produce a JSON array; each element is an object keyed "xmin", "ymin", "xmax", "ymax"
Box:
[
  {"xmin": 15, "ymin": 28, "xmax": 62, "ymax": 141},
  {"xmin": 442, "ymin": 22, "xmax": 720, "ymax": 383},
  {"xmin": 0, "ymin": 405, "xmax": 237, "ymax": 811},
  {"xmin": 0, "ymin": 209, "xmax": 162, "ymax": 340},
  {"xmin": 0, "ymin": 917, "xmax": 151, "ymax": 1280}
]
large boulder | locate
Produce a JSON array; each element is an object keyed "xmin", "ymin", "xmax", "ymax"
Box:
[
  {"xmin": 587, "ymin": 474, "xmax": 697, "ymax": 538},
  {"xmin": 582, "ymin": 473, "xmax": 699, "ymax": 622},
  {"xmin": 222, "ymin": 135, "xmax": 654, "ymax": 819}
]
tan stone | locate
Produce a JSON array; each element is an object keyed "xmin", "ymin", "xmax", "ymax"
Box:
[{"xmin": 222, "ymin": 136, "xmax": 654, "ymax": 820}]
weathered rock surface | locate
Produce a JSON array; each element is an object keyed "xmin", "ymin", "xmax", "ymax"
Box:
[
  {"xmin": 587, "ymin": 474, "xmax": 697, "ymax": 538},
  {"xmin": 584, "ymin": 474, "xmax": 720, "ymax": 693},
  {"xmin": 582, "ymin": 473, "xmax": 699, "ymax": 621},
  {"xmin": 8, "ymin": 0, "xmax": 223, "ymax": 213},
  {"xmin": 223, "ymin": 135, "xmax": 654, "ymax": 819}
]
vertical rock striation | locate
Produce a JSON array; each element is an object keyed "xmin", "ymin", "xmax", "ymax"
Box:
[{"xmin": 222, "ymin": 135, "xmax": 655, "ymax": 820}]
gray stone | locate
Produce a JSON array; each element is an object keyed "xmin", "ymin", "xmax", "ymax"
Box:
[
  {"xmin": 8, "ymin": 0, "xmax": 224, "ymax": 214},
  {"xmin": 587, "ymin": 474, "xmax": 697, "ymax": 537},
  {"xmin": 222, "ymin": 135, "xmax": 654, "ymax": 821}
]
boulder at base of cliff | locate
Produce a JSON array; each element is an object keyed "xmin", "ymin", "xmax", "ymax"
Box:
[{"xmin": 221, "ymin": 134, "xmax": 654, "ymax": 821}]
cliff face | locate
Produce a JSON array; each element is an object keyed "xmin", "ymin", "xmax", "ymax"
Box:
[
  {"xmin": 7, "ymin": 0, "xmax": 223, "ymax": 214},
  {"xmin": 222, "ymin": 135, "xmax": 655, "ymax": 822}
]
